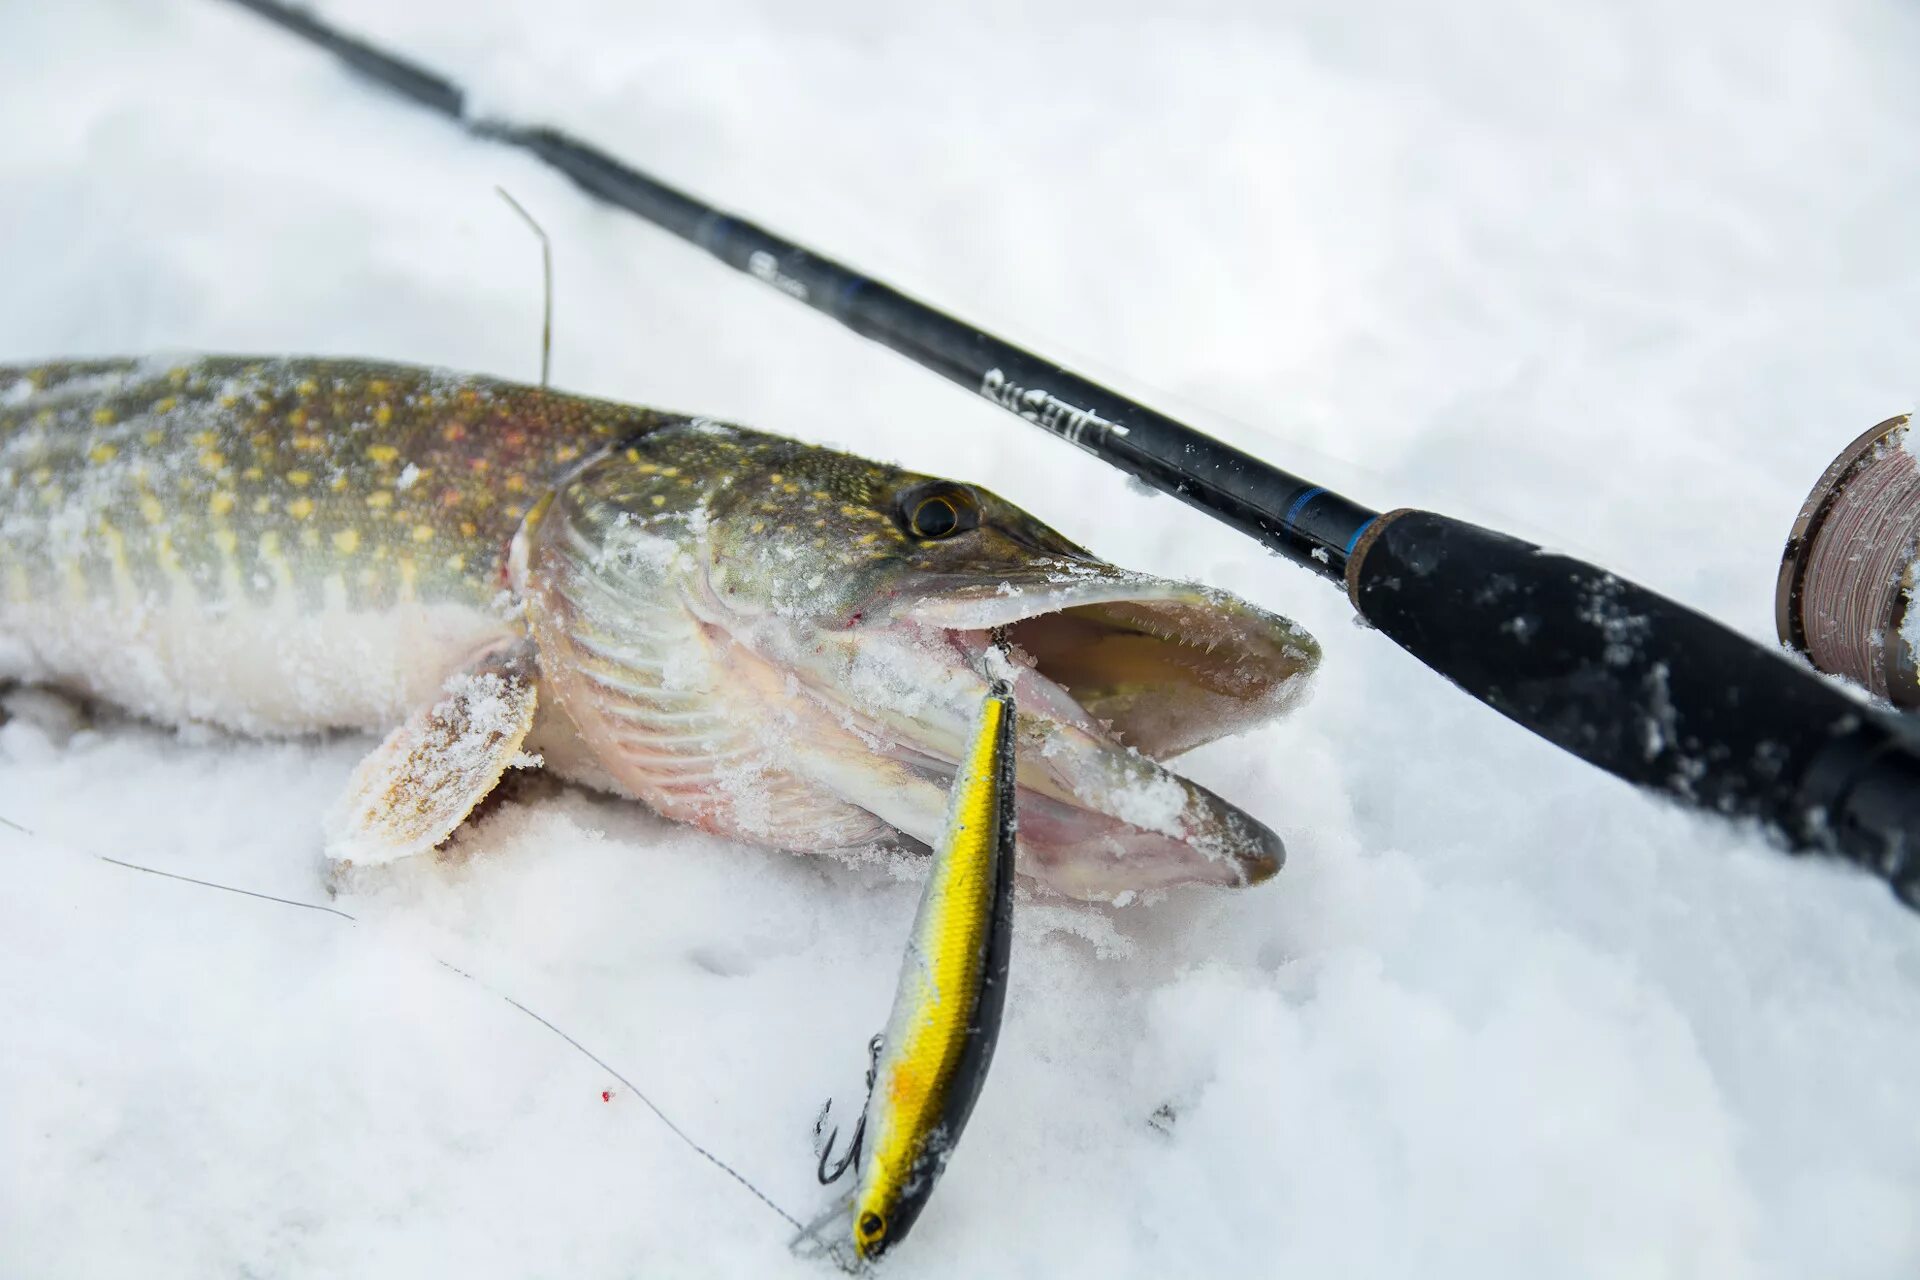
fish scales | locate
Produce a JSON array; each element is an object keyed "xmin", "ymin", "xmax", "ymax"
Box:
[
  {"xmin": 0, "ymin": 353, "xmax": 1320, "ymax": 900},
  {"xmin": 0, "ymin": 356, "xmax": 659, "ymax": 615},
  {"xmin": 0, "ymin": 356, "xmax": 666, "ymax": 733}
]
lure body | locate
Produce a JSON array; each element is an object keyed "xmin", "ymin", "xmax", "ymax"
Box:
[
  {"xmin": 813, "ymin": 682, "xmax": 1018, "ymax": 1264},
  {"xmin": 0, "ymin": 355, "xmax": 1319, "ymax": 898}
]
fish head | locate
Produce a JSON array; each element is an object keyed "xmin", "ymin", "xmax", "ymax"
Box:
[{"xmin": 526, "ymin": 420, "xmax": 1320, "ymax": 901}]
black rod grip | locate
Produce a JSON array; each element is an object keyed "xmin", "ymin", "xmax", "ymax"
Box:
[{"xmin": 1348, "ymin": 509, "xmax": 1920, "ymax": 907}]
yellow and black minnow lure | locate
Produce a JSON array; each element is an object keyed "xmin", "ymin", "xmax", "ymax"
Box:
[{"xmin": 801, "ymin": 675, "xmax": 1019, "ymax": 1267}]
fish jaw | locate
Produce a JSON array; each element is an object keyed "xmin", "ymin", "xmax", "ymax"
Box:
[
  {"xmin": 758, "ymin": 561, "xmax": 1319, "ymax": 901},
  {"xmin": 525, "ymin": 434, "xmax": 1317, "ymax": 899}
]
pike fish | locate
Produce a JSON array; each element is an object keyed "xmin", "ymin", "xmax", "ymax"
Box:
[{"xmin": 0, "ymin": 356, "xmax": 1319, "ymax": 900}]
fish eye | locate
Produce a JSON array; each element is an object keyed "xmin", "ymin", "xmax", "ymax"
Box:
[
  {"xmin": 858, "ymin": 1212, "xmax": 886, "ymax": 1241},
  {"xmin": 899, "ymin": 483, "xmax": 979, "ymax": 540}
]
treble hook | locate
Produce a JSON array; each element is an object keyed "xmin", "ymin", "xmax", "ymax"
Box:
[
  {"xmin": 985, "ymin": 626, "xmax": 1018, "ymax": 699},
  {"xmin": 816, "ymin": 1033, "xmax": 884, "ymax": 1185},
  {"xmin": 815, "ymin": 1112, "xmax": 866, "ymax": 1186}
]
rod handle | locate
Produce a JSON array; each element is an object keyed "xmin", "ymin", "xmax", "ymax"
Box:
[{"xmin": 1347, "ymin": 508, "xmax": 1920, "ymax": 907}]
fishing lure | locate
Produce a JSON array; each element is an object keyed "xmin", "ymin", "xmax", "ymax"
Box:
[{"xmin": 801, "ymin": 673, "xmax": 1018, "ymax": 1266}]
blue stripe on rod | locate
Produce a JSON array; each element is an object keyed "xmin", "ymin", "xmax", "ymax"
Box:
[
  {"xmin": 1282, "ymin": 486, "xmax": 1326, "ymax": 531},
  {"xmin": 1344, "ymin": 516, "xmax": 1378, "ymax": 555}
]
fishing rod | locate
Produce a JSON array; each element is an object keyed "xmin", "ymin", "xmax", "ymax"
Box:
[{"xmin": 221, "ymin": 0, "xmax": 1920, "ymax": 910}]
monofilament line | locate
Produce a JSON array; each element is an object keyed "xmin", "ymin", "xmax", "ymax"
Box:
[
  {"xmin": 0, "ymin": 813, "xmax": 803, "ymax": 1234},
  {"xmin": 495, "ymin": 186, "xmax": 554, "ymax": 388},
  {"xmin": 481, "ymin": 977, "xmax": 804, "ymax": 1231},
  {"xmin": 97, "ymin": 852, "xmax": 360, "ymax": 920}
]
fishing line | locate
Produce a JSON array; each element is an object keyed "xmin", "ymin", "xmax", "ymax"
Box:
[
  {"xmin": 493, "ymin": 185, "xmax": 554, "ymax": 389},
  {"xmin": 481, "ymin": 981, "xmax": 804, "ymax": 1232},
  {"xmin": 0, "ymin": 813, "xmax": 804, "ymax": 1234},
  {"xmin": 95, "ymin": 852, "xmax": 360, "ymax": 920}
]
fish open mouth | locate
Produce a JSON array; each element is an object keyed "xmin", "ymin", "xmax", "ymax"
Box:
[{"xmin": 857, "ymin": 561, "xmax": 1320, "ymax": 900}]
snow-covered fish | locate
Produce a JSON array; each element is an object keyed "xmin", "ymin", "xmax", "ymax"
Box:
[{"xmin": 0, "ymin": 356, "xmax": 1318, "ymax": 900}]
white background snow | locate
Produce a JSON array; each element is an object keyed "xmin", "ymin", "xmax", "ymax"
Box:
[{"xmin": 4, "ymin": 1, "xmax": 1920, "ymax": 1275}]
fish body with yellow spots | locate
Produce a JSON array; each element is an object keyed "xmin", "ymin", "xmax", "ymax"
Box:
[{"xmin": 0, "ymin": 355, "xmax": 1319, "ymax": 900}]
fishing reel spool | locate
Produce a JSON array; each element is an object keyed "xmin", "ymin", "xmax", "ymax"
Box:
[{"xmin": 1778, "ymin": 414, "xmax": 1920, "ymax": 707}]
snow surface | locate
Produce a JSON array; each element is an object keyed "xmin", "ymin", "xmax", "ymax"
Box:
[{"xmin": 5, "ymin": 1, "xmax": 1920, "ymax": 1276}]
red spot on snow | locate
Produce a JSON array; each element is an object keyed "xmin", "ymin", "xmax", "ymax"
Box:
[{"xmin": 601, "ymin": 1090, "xmax": 613, "ymax": 1103}]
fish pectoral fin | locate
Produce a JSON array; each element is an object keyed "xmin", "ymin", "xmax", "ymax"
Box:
[{"xmin": 324, "ymin": 639, "xmax": 542, "ymax": 871}]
